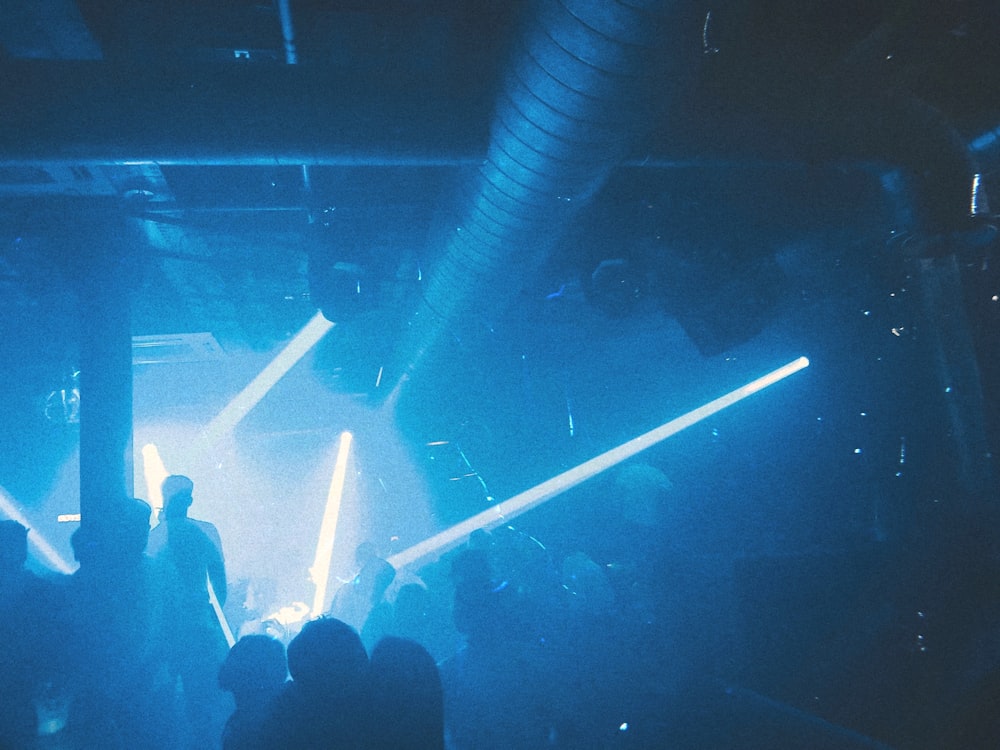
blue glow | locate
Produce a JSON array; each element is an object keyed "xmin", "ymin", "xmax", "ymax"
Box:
[
  {"xmin": 0, "ymin": 486, "xmax": 75, "ymax": 574},
  {"xmin": 388, "ymin": 356, "xmax": 810, "ymax": 570},
  {"xmin": 971, "ymin": 128, "xmax": 1000, "ymax": 152}
]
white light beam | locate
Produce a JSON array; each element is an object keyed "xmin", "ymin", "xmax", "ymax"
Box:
[
  {"xmin": 0, "ymin": 486, "xmax": 75, "ymax": 574},
  {"xmin": 195, "ymin": 312, "xmax": 334, "ymax": 453},
  {"xmin": 310, "ymin": 431, "xmax": 353, "ymax": 616},
  {"xmin": 388, "ymin": 356, "xmax": 810, "ymax": 570}
]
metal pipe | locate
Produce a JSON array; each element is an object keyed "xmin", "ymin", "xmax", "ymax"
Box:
[
  {"xmin": 0, "ymin": 60, "xmax": 493, "ymax": 166},
  {"xmin": 277, "ymin": 0, "xmax": 298, "ymax": 66},
  {"xmin": 388, "ymin": 0, "xmax": 673, "ymax": 397}
]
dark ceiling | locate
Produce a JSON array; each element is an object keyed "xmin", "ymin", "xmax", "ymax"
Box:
[{"xmin": 1, "ymin": 0, "xmax": 998, "ymax": 405}]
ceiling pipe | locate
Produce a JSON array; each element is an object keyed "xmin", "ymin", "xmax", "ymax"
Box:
[
  {"xmin": 277, "ymin": 0, "xmax": 298, "ymax": 66},
  {"xmin": 386, "ymin": 0, "xmax": 676, "ymax": 402},
  {"xmin": 0, "ymin": 60, "xmax": 494, "ymax": 167}
]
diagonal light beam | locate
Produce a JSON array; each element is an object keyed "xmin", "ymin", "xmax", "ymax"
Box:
[
  {"xmin": 0, "ymin": 486, "xmax": 75, "ymax": 574},
  {"xmin": 310, "ymin": 431, "xmax": 353, "ymax": 616},
  {"xmin": 194, "ymin": 312, "xmax": 334, "ymax": 454},
  {"xmin": 388, "ymin": 356, "xmax": 810, "ymax": 570}
]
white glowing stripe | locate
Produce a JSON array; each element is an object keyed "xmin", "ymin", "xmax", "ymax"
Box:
[
  {"xmin": 388, "ymin": 356, "xmax": 810, "ymax": 570},
  {"xmin": 207, "ymin": 572, "xmax": 236, "ymax": 648},
  {"xmin": 310, "ymin": 431, "xmax": 354, "ymax": 616},
  {"xmin": 970, "ymin": 173, "xmax": 984, "ymax": 216},
  {"xmin": 197, "ymin": 313, "xmax": 334, "ymax": 450},
  {"xmin": 141, "ymin": 443, "xmax": 169, "ymax": 522},
  {"xmin": 0, "ymin": 486, "xmax": 76, "ymax": 574}
]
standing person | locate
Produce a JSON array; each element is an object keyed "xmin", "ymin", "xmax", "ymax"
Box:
[
  {"xmin": 66, "ymin": 497, "xmax": 173, "ymax": 749},
  {"xmin": 367, "ymin": 636, "xmax": 444, "ymax": 750},
  {"xmin": 0, "ymin": 520, "xmax": 61, "ymax": 747},
  {"xmin": 252, "ymin": 616, "xmax": 370, "ymax": 749},
  {"xmin": 148, "ymin": 474, "xmax": 232, "ymax": 749}
]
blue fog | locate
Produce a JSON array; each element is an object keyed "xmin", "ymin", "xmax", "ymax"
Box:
[{"xmin": 1, "ymin": 1, "xmax": 999, "ymax": 748}]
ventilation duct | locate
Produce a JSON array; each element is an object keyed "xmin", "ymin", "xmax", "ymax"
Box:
[{"xmin": 388, "ymin": 0, "xmax": 676, "ymax": 399}]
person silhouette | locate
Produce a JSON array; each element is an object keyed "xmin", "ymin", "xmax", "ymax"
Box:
[
  {"xmin": 65, "ymin": 497, "xmax": 171, "ymax": 749},
  {"xmin": 254, "ymin": 616, "xmax": 370, "ymax": 748},
  {"xmin": 367, "ymin": 636, "xmax": 445, "ymax": 750},
  {"xmin": 148, "ymin": 475, "xmax": 226, "ymax": 605},
  {"xmin": 218, "ymin": 634, "xmax": 288, "ymax": 750},
  {"xmin": 147, "ymin": 475, "xmax": 231, "ymax": 748},
  {"xmin": 0, "ymin": 520, "xmax": 53, "ymax": 746},
  {"xmin": 331, "ymin": 541, "xmax": 396, "ymax": 634}
]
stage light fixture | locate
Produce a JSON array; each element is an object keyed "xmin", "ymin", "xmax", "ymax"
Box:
[{"xmin": 388, "ymin": 356, "xmax": 810, "ymax": 570}]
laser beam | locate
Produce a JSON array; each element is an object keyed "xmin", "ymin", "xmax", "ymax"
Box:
[
  {"xmin": 388, "ymin": 356, "xmax": 810, "ymax": 570},
  {"xmin": 310, "ymin": 431, "xmax": 353, "ymax": 616},
  {"xmin": 196, "ymin": 312, "xmax": 334, "ymax": 453}
]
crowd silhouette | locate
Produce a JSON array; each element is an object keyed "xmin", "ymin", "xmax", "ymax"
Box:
[{"xmin": 0, "ymin": 468, "xmax": 691, "ymax": 750}]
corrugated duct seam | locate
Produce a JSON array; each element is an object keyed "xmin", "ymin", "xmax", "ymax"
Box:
[{"xmin": 390, "ymin": 0, "xmax": 671, "ymax": 396}]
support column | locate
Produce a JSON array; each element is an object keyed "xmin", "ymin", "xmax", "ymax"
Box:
[{"xmin": 73, "ymin": 206, "xmax": 137, "ymax": 539}]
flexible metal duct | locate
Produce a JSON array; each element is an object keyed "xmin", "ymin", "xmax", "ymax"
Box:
[{"xmin": 390, "ymin": 0, "xmax": 673, "ymax": 397}]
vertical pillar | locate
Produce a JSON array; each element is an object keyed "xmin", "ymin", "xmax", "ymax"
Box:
[{"xmin": 73, "ymin": 206, "xmax": 136, "ymax": 536}]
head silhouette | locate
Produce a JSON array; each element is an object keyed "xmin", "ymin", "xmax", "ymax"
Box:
[
  {"xmin": 286, "ymin": 616, "xmax": 368, "ymax": 696},
  {"xmin": 369, "ymin": 636, "xmax": 444, "ymax": 749},
  {"xmin": 219, "ymin": 634, "xmax": 288, "ymax": 705},
  {"xmin": 161, "ymin": 475, "xmax": 194, "ymax": 519}
]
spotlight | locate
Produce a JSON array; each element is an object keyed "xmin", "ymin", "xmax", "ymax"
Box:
[{"xmin": 308, "ymin": 256, "xmax": 375, "ymax": 323}]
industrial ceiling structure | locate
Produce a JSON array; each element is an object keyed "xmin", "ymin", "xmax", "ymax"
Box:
[
  {"xmin": 0, "ymin": 0, "xmax": 996, "ymax": 509},
  {"xmin": 2, "ymin": 0, "xmax": 997, "ymax": 363},
  {"xmin": 2, "ymin": 0, "xmax": 999, "ymax": 541}
]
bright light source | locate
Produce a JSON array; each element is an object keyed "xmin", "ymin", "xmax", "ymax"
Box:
[
  {"xmin": 140, "ymin": 443, "xmax": 169, "ymax": 522},
  {"xmin": 0, "ymin": 486, "xmax": 75, "ymax": 574},
  {"xmin": 388, "ymin": 356, "xmax": 810, "ymax": 570},
  {"xmin": 195, "ymin": 312, "xmax": 334, "ymax": 454},
  {"xmin": 310, "ymin": 431, "xmax": 354, "ymax": 616}
]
